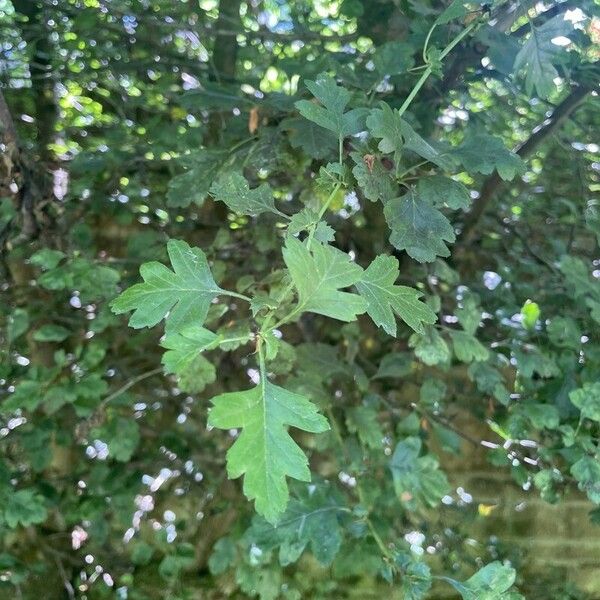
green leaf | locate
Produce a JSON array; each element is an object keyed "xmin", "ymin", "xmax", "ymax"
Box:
[
  {"xmin": 519, "ymin": 403, "xmax": 559, "ymax": 430},
  {"xmin": 208, "ymin": 537, "xmax": 236, "ymax": 575},
  {"xmin": 571, "ymin": 456, "xmax": 600, "ymax": 504},
  {"xmin": 409, "ymin": 328, "xmax": 451, "ymax": 366},
  {"xmin": 389, "ymin": 437, "xmax": 449, "ymax": 508},
  {"xmin": 295, "ymin": 75, "xmax": 366, "ymax": 138},
  {"xmin": 449, "ymin": 330, "xmax": 489, "ymax": 363},
  {"xmin": 366, "ymin": 103, "xmax": 404, "ymax": 155},
  {"xmin": 210, "ymin": 172, "xmax": 282, "ymax": 217},
  {"xmin": 7, "ymin": 309, "xmax": 29, "ymax": 344},
  {"xmin": 350, "ymin": 152, "xmax": 396, "ymax": 203},
  {"xmin": 92, "ymin": 417, "xmax": 140, "ymax": 462},
  {"xmin": 161, "ymin": 325, "xmax": 219, "ymax": 375},
  {"xmin": 547, "ymin": 317, "xmax": 581, "ymax": 349},
  {"xmin": 356, "ymin": 255, "xmax": 436, "ymax": 335},
  {"xmin": 448, "ymin": 561, "xmax": 518, "ymax": 600},
  {"xmin": 29, "ymin": 248, "xmax": 65, "ymax": 270},
  {"xmin": 208, "ymin": 380, "xmax": 329, "ymax": 523},
  {"xmin": 246, "ymin": 483, "xmax": 344, "ymax": 565},
  {"xmin": 373, "ymin": 41, "xmax": 415, "ymax": 76},
  {"xmin": 384, "ymin": 189, "xmax": 456, "ymax": 263},
  {"xmin": 178, "ymin": 354, "xmax": 216, "ymax": 393},
  {"xmin": 514, "ymin": 15, "xmax": 572, "ymax": 99},
  {"xmin": 436, "ymin": 0, "xmax": 469, "ymax": 25},
  {"xmin": 570, "ymin": 382, "xmax": 600, "ymax": 422},
  {"xmin": 166, "ymin": 149, "xmax": 224, "ymax": 208},
  {"xmin": 288, "ymin": 208, "xmax": 335, "ymax": 243},
  {"xmin": 399, "ymin": 119, "xmax": 456, "ymax": 170},
  {"xmin": 417, "ymin": 176, "xmax": 470, "ymax": 210},
  {"xmin": 453, "ymin": 133, "xmax": 525, "ymax": 180},
  {"xmin": 32, "ymin": 324, "xmax": 70, "ymax": 342},
  {"xmin": 373, "ymin": 352, "xmax": 413, "ymax": 379},
  {"xmin": 346, "ymin": 404, "xmax": 383, "ymax": 449},
  {"xmin": 4, "ymin": 489, "xmax": 47, "ymax": 528},
  {"xmin": 282, "ymin": 117, "xmax": 337, "ymax": 159},
  {"xmin": 367, "ymin": 105, "xmax": 455, "ymax": 169},
  {"xmin": 283, "ymin": 237, "xmax": 367, "ymax": 322},
  {"xmin": 111, "ymin": 239, "xmax": 224, "ymax": 333},
  {"xmin": 520, "ymin": 299, "xmax": 540, "ymax": 330}
]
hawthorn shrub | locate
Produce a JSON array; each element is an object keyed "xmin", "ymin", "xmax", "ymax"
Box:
[{"xmin": 1, "ymin": 0, "xmax": 599, "ymax": 598}]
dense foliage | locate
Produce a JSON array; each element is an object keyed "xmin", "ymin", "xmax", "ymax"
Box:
[{"xmin": 1, "ymin": 0, "xmax": 599, "ymax": 598}]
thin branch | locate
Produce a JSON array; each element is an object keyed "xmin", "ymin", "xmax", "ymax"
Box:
[{"xmin": 98, "ymin": 367, "xmax": 163, "ymax": 410}]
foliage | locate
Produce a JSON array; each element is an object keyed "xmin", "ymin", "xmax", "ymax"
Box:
[{"xmin": 0, "ymin": 0, "xmax": 599, "ymax": 598}]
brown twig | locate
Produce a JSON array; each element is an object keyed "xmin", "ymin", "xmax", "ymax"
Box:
[{"xmin": 460, "ymin": 84, "xmax": 592, "ymax": 243}]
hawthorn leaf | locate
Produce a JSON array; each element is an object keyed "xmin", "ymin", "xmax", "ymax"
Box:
[
  {"xmin": 161, "ymin": 325, "xmax": 219, "ymax": 376},
  {"xmin": 210, "ymin": 172, "xmax": 283, "ymax": 217},
  {"xmin": 166, "ymin": 150, "xmax": 224, "ymax": 208},
  {"xmin": 246, "ymin": 483, "xmax": 344, "ymax": 565},
  {"xmin": 399, "ymin": 119, "xmax": 456, "ymax": 170},
  {"xmin": 346, "ymin": 405, "xmax": 383, "ymax": 449},
  {"xmin": 571, "ymin": 456, "xmax": 600, "ymax": 504},
  {"xmin": 384, "ymin": 189, "xmax": 456, "ymax": 262},
  {"xmin": 4, "ymin": 489, "xmax": 47, "ymax": 529},
  {"xmin": 570, "ymin": 382, "xmax": 600, "ymax": 422},
  {"xmin": 367, "ymin": 105, "xmax": 454, "ymax": 169},
  {"xmin": 389, "ymin": 437, "xmax": 449, "ymax": 508},
  {"xmin": 366, "ymin": 103, "xmax": 404, "ymax": 155},
  {"xmin": 177, "ymin": 354, "xmax": 216, "ymax": 393},
  {"xmin": 373, "ymin": 41, "xmax": 415, "ymax": 76},
  {"xmin": 283, "ymin": 237, "xmax": 367, "ymax": 322},
  {"xmin": 282, "ymin": 117, "xmax": 338, "ymax": 159},
  {"xmin": 409, "ymin": 328, "xmax": 451, "ymax": 366},
  {"xmin": 208, "ymin": 380, "xmax": 329, "ymax": 524},
  {"xmin": 417, "ymin": 175, "xmax": 470, "ymax": 210},
  {"xmin": 453, "ymin": 134, "xmax": 525, "ymax": 181},
  {"xmin": 514, "ymin": 15, "xmax": 572, "ymax": 99},
  {"xmin": 351, "ymin": 152, "xmax": 396, "ymax": 203},
  {"xmin": 288, "ymin": 208, "xmax": 335, "ymax": 243},
  {"xmin": 448, "ymin": 561, "xmax": 518, "ymax": 600},
  {"xmin": 295, "ymin": 75, "xmax": 366, "ymax": 138},
  {"xmin": 356, "ymin": 255, "xmax": 436, "ymax": 335},
  {"xmin": 110, "ymin": 239, "xmax": 224, "ymax": 333},
  {"xmin": 449, "ymin": 330, "xmax": 490, "ymax": 363}
]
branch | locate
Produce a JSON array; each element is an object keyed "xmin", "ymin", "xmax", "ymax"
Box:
[
  {"xmin": 460, "ymin": 84, "xmax": 592, "ymax": 242},
  {"xmin": 0, "ymin": 89, "xmax": 19, "ymax": 147}
]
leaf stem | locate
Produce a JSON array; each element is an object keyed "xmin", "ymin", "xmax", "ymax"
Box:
[
  {"xmin": 222, "ymin": 290, "xmax": 252, "ymax": 303},
  {"xmin": 397, "ymin": 21, "xmax": 477, "ymax": 118}
]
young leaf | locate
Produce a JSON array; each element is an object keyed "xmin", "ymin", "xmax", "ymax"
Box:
[
  {"xmin": 295, "ymin": 75, "xmax": 366, "ymax": 138},
  {"xmin": 208, "ymin": 381, "xmax": 329, "ymax": 524},
  {"xmin": 210, "ymin": 172, "xmax": 283, "ymax": 217},
  {"xmin": 283, "ymin": 237, "xmax": 367, "ymax": 322},
  {"xmin": 514, "ymin": 15, "xmax": 572, "ymax": 99},
  {"xmin": 355, "ymin": 255, "xmax": 436, "ymax": 335},
  {"xmin": 367, "ymin": 105, "xmax": 454, "ymax": 169},
  {"xmin": 384, "ymin": 189, "xmax": 456, "ymax": 262},
  {"xmin": 453, "ymin": 134, "xmax": 525, "ymax": 180},
  {"xmin": 161, "ymin": 325, "xmax": 219, "ymax": 376},
  {"xmin": 366, "ymin": 103, "xmax": 404, "ymax": 155},
  {"xmin": 110, "ymin": 239, "xmax": 224, "ymax": 332}
]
